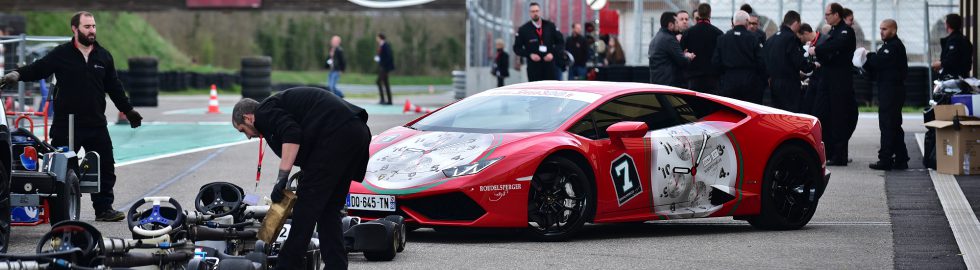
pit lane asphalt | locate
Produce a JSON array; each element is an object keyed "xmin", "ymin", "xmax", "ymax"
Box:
[{"xmin": 7, "ymin": 92, "xmax": 911, "ymax": 269}]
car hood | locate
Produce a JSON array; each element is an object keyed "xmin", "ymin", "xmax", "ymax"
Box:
[{"xmin": 364, "ymin": 127, "xmax": 541, "ymax": 191}]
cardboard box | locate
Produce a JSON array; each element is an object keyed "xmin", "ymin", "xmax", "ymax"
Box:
[
  {"xmin": 924, "ymin": 104, "xmax": 980, "ymax": 175},
  {"xmin": 952, "ymin": 94, "xmax": 980, "ymax": 117},
  {"xmin": 257, "ymin": 190, "xmax": 297, "ymax": 243}
]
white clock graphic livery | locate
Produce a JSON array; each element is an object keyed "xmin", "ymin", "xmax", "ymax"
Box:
[{"xmin": 365, "ymin": 132, "xmax": 495, "ymax": 189}]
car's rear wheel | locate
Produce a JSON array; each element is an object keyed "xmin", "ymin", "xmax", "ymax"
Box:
[
  {"xmin": 749, "ymin": 144, "xmax": 822, "ymax": 230},
  {"xmin": 0, "ymin": 163, "xmax": 9, "ymax": 253},
  {"xmin": 527, "ymin": 156, "xmax": 594, "ymax": 241}
]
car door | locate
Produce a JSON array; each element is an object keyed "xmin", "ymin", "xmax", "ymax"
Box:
[
  {"xmin": 567, "ymin": 93, "xmax": 678, "ymax": 218},
  {"xmin": 648, "ymin": 94, "xmax": 742, "ymax": 219}
]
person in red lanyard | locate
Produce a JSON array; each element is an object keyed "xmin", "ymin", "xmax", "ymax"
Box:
[
  {"xmin": 232, "ymin": 87, "xmax": 370, "ymax": 270},
  {"xmin": 679, "ymin": 3, "xmax": 723, "ymax": 94},
  {"xmin": 1, "ymin": 11, "xmax": 142, "ymax": 222},
  {"xmin": 491, "ymin": 39, "xmax": 509, "ymax": 87},
  {"xmin": 513, "ymin": 2, "xmax": 564, "ymax": 82}
]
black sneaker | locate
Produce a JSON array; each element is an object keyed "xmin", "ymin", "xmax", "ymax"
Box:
[
  {"xmin": 869, "ymin": 161, "xmax": 892, "ymax": 171},
  {"xmin": 96, "ymin": 209, "xmax": 125, "ymax": 222}
]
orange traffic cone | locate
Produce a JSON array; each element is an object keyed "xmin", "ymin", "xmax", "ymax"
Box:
[
  {"xmin": 207, "ymin": 84, "xmax": 221, "ymax": 114},
  {"xmin": 428, "ymin": 85, "xmax": 434, "ymax": 94},
  {"xmin": 403, "ymin": 99, "xmax": 412, "ymax": 114}
]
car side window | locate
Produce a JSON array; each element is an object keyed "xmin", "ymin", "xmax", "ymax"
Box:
[
  {"xmin": 661, "ymin": 94, "xmax": 723, "ymax": 123},
  {"xmin": 592, "ymin": 94, "xmax": 671, "ymax": 139},
  {"xmin": 568, "ymin": 113, "xmax": 598, "ymax": 139}
]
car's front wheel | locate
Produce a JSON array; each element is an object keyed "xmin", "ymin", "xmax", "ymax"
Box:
[
  {"xmin": 527, "ymin": 156, "xmax": 594, "ymax": 241},
  {"xmin": 749, "ymin": 144, "xmax": 822, "ymax": 230}
]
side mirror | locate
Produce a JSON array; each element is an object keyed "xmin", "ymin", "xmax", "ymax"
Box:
[{"xmin": 606, "ymin": 121, "xmax": 648, "ymax": 148}]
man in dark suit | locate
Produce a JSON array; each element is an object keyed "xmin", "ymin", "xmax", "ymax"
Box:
[
  {"xmin": 376, "ymin": 33, "xmax": 395, "ymax": 105},
  {"xmin": 813, "ymin": 2, "xmax": 857, "ymax": 166},
  {"xmin": 649, "ymin": 11, "xmax": 695, "ymax": 87}
]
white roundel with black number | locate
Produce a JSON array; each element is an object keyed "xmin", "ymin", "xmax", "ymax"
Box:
[
  {"xmin": 365, "ymin": 132, "xmax": 494, "ymax": 189},
  {"xmin": 649, "ymin": 122, "xmax": 738, "ymax": 218},
  {"xmin": 610, "ymin": 154, "xmax": 642, "ymax": 205}
]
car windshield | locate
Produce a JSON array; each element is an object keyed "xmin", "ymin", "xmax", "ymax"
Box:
[{"xmin": 410, "ymin": 92, "xmax": 594, "ymax": 133}]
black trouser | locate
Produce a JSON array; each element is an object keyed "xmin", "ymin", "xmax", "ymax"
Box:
[
  {"xmin": 496, "ymin": 76, "xmax": 505, "ymax": 87},
  {"xmin": 877, "ymin": 82, "xmax": 909, "ymax": 165},
  {"xmin": 526, "ymin": 60, "xmax": 556, "ymax": 82},
  {"xmin": 687, "ymin": 75, "xmax": 719, "ymax": 94},
  {"xmin": 771, "ymin": 78, "xmax": 803, "ymax": 113},
  {"xmin": 719, "ymin": 70, "xmax": 764, "ymax": 104},
  {"xmin": 275, "ymin": 120, "xmax": 371, "ymax": 270},
  {"xmin": 822, "ymin": 69, "xmax": 857, "ymax": 163},
  {"xmin": 376, "ymin": 69, "xmax": 392, "ymax": 104},
  {"xmin": 50, "ymin": 124, "xmax": 115, "ymax": 214}
]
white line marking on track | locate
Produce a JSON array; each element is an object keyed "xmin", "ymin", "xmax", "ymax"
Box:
[
  {"xmin": 634, "ymin": 221, "xmax": 891, "ymax": 226},
  {"xmin": 917, "ymin": 132, "xmax": 980, "ymax": 268},
  {"xmin": 115, "ymin": 139, "xmax": 256, "ymax": 167}
]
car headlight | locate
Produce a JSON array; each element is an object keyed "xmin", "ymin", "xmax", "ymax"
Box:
[{"xmin": 442, "ymin": 157, "xmax": 504, "ymax": 178}]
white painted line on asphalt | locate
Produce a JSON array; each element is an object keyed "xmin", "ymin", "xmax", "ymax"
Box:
[
  {"xmin": 116, "ymin": 147, "xmax": 230, "ymax": 212},
  {"xmin": 642, "ymin": 221, "xmax": 891, "ymax": 226},
  {"xmin": 917, "ymin": 132, "xmax": 980, "ymax": 269},
  {"xmin": 115, "ymin": 139, "xmax": 256, "ymax": 167},
  {"xmin": 858, "ymin": 113, "xmax": 925, "ymax": 120}
]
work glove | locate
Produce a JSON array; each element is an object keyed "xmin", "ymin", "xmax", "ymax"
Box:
[
  {"xmin": 270, "ymin": 169, "xmax": 290, "ymax": 203},
  {"xmin": 125, "ymin": 109, "xmax": 143, "ymax": 128},
  {"xmin": 1, "ymin": 71, "xmax": 19, "ymax": 87}
]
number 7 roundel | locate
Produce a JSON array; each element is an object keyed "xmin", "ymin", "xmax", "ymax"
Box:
[{"xmin": 611, "ymin": 153, "xmax": 642, "ymax": 205}]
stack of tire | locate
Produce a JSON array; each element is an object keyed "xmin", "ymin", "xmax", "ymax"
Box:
[
  {"xmin": 126, "ymin": 57, "xmax": 158, "ymax": 107},
  {"xmin": 241, "ymin": 56, "xmax": 272, "ymax": 101}
]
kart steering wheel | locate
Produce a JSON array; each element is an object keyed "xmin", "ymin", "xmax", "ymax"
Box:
[
  {"xmin": 36, "ymin": 221, "xmax": 98, "ymax": 258},
  {"xmin": 127, "ymin": 196, "xmax": 185, "ymax": 238},
  {"xmin": 195, "ymin": 182, "xmax": 244, "ymax": 218}
]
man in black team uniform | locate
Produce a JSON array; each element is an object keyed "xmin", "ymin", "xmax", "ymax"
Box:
[
  {"xmin": 712, "ymin": 10, "xmax": 766, "ymax": 103},
  {"xmin": 932, "ymin": 13, "xmax": 974, "ymax": 79},
  {"xmin": 233, "ymin": 87, "xmax": 371, "ymax": 270},
  {"xmin": 813, "ymin": 3, "xmax": 857, "ymax": 166},
  {"xmin": 863, "ymin": 19, "xmax": 909, "ymax": 170},
  {"xmin": 1, "ymin": 11, "xmax": 142, "ymax": 222},
  {"xmin": 514, "ymin": 2, "xmax": 564, "ymax": 82},
  {"xmin": 765, "ymin": 11, "xmax": 815, "ymax": 112}
]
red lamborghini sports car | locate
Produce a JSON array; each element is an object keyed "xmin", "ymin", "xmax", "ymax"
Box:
[{"xmin": 347, "ymin": 81, "xmax": 831, "ymax": 240}]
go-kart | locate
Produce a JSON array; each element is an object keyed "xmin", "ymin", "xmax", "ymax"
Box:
[{"xmin": 9, "ymin": 115, "xmax": 101, "ymax": 226}]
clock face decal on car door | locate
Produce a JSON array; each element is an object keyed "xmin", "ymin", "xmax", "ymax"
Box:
[
  {"xmin": 649, "ymin": 122, "xmax": 738, "ymax": 218},
  {"xmin": 365, "ymin": 132, "xmax": 495, "ymax": 190}
]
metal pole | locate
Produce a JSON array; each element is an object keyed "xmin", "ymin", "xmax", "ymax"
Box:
[
  {"xmin": 68, "ymin": 114, "xmax": 74, "ymax": 151},
  {"xmin": 633, "ymin": 0, "xmax": 643, "ymax": 65},
  {"xmin": 925, "ymin": 0, "xmax": 932, "ymax": 101},
  {"xmin": 779, "ymin": 0, "xmax": 784, "ymax": 23},
  {"xmin": 16, "ymin": 33, "xmax": 25, "ymax": 112},
  {"xmin": 871, "ymin": 0, "xmax": 877, "ymax": 49}
]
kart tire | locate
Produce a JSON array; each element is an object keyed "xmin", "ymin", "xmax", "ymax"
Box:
[
  {"xmin": 0, "ymin": 163, "xmax": 9, "ymax": 253},
  {"xmin": 526, "ymin": 156, "xmax": 595, "ymax": 241},
  {"xmin": 363, "ymin": 221, "xmax": 397, "ymax": 261},
  {"xmin": 383, "ymin": 215, "xmax": 406, "ymax": 252},
  {"xmin": 748, "ymin": 143, "xmax": 822, "ymax": 230},
  {"xmin": 341, "ymin": 216, "xmax": 359, "ymax": 232},
  {"xmin": 49, "ymin": 172, "xmax": 81, "ymax": 224}
]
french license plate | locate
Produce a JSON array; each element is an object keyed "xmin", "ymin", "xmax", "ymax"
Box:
[{"xmin": 346, "ymin": 194, "xmax": 397, "ymax": 212}]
